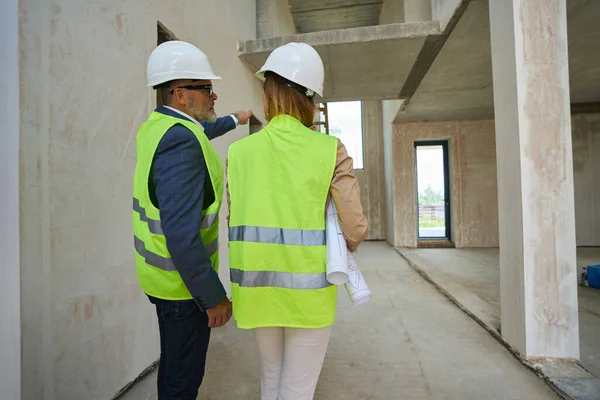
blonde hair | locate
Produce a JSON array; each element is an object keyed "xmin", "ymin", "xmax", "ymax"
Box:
[{"xmin": 262, "ymin": 73, "xmax": 317, "ymax": 127}]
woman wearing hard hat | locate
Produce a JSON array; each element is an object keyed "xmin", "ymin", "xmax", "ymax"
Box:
[{"xmin": 227, "ymin": 42, "xmax": 368, "ymax": 399}]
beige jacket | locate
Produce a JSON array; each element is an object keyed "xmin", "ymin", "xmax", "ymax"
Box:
[{"xmin": 226, "ymin": 138, "xmax": 368, "ymax": 253}]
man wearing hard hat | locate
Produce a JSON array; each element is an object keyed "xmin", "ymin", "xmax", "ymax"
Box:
[{"xmin": 132, "ymin": 40, "xmax": 239, "ymax": 399}]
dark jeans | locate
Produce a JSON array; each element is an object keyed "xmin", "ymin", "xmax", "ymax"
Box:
[{"xmin": 148, "ymin": 295, "xmax": 211, "ymax": 400}]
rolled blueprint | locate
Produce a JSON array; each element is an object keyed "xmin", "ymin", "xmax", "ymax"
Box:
[
  {"xmin": 344, "ymin": 252, "xmax": 372, "ymax": 305},
  {"xmin": 325, "ymin": 199, "xmax": 349, "ymax": 284}
]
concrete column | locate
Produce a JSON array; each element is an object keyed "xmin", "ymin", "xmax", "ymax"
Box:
[
  {"xmin": 256, "ymin": 0, "xmax": 269, "ymax": 39},
  {"xmin": 0, "ymin": 0, "xmax": 21, "ymax": 398},
  {"xmin": 358, "ymin": 101, "xmax": 386, "ymax": 240},
  {"xmin": 489, "ymin": 1, "xmax": 579, "ymax": 359},
  {"xmin": 382, "ymin": 100, "xmax": 403, "ymax": 245}
]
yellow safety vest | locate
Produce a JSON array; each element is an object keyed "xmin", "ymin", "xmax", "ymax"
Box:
[
  {"xmin": 132, "ymin": 111, "xmax": 223, "ymax": 300},
  {"xmin": 228, "ymin": 114, "xmax": 338, "ymax": 329}
]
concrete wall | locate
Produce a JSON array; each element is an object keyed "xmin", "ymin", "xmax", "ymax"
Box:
[
  {"xmin": 0, "ymin": 0, "xmax": 21, "ymax": 399},
  {"xmin": 232, "ymin": 0, "xmax": 258, "ymax": 41},
  {"xmin": 356, "ymin": 101, "xmax": 387, "ymax": 240},
  {"xmin": 572, "ymin": 113, "xmax": 600, "ymax": 246},
  {"xmin": 391, "ymin": 120, "xmax": 498, "ymax": 248},
  {"xmin": 380, "ymin": 0, "xmax": 432, "ymax": 24},
  {"xmin": 431, "ymin": 0, "xmax": 461, "ymax": 29},
  {"xmin": 390, "ymin": 115, "xmax": 600, "ymax": 248},
  {"xmin": 18, "ymin": 1, "xmax": 264, "ymax": 398},
  {"xmin": 379, "ymin": 0, "xmax": 405, "ymax": 24},
  {"xmin": 257, "ymin": 0, "xmax": 296, "ymax": 39},
  {"xmin": 269, "ymin": 0, "xmax": 296, "ymax": 37},
  {"xmin": 404, "ymin": 0, "xmax": 432, "ymax": 22}
]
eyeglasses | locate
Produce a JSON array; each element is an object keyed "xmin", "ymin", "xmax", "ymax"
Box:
[{"xmin": 170, "ymin": 84, "xmax": 213, "ymax": 97}]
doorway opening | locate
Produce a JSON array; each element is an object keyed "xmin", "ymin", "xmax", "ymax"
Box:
[
  {"xmin": 415, "ymin": 141, "xmax": 451, "ymax": 242},
  {"xmin": 317, "ymin": 101, "xmax": 364, "ymax": 170}
]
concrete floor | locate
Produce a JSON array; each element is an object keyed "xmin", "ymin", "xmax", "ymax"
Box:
[
  {"xmin": 398, "ymin": 247, "xmax": 600, "ymax": 381},
  {"xmin": 121, "ymin": 242, "xmax": 558, "ymax": 400}
]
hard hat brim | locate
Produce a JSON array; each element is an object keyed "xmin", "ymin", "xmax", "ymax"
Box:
[
  {"xmin": 255, "ymin": 70, "xmax": 267, "ymax": 82},
  {"xmin": 147, "ymin": 72, "xmax": 222, "ymax": 87}
]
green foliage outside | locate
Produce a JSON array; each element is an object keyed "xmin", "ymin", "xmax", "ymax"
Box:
[
  {"xmin": 419, "ymin": 184, "xmax": 445, "ymax": 228},
  {"xmin": 419, "ymin": 217, "xmax": 445, "ymax": 228},
  {"xmin": 418, "ymin": 184, "xmax": 444, "ymax": 205}
]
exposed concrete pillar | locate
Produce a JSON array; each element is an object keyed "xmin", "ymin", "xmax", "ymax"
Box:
[
  {"xmin": 0, "ymin": 0, "xmax": 21, "ymax": 398},
  {"xmin": 489, "ymin": 1, "xmax": 579, "ymax": 359},
  {"xmin": 256, "ymin": 0, "xmax": 269, "ymax": 39},
  {"xmin": 358, "ymin": 101, "xmax": 386, "ymax": 240},
  {"xmin": 382, "ymin": 100, "xmax": 403, "ymax": 245},
  {"xmin": 404, "ymin": 0, "xmax": 432, "ymax": 22}
]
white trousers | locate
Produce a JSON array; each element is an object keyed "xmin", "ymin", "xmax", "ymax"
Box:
[{"xmin": 254, "ymin": 326, "xmax": 333, "ymax": 400}]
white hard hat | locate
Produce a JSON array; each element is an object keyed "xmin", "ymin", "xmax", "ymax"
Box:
[
  {"xmin": 256, "ymin": 42, "xmax": 324, "ymax": 97},
  {"xmin": 146, "ymin": 40, "xmax": 222, "ymax": 87}
]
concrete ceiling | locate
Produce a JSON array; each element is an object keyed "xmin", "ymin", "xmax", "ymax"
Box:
[
  {"xmin": 238, "ymin": 22, "xmax": 442, "ymax": 102},
  {"xmin": 398, "ymin": 0, "xmax": 600, "ymax": 122},
  {"xmin": 288, "ymin": 0, "xmax": 384, "ymax": 33},
  {"xmin": 240, "ymin": 0, "xmax": 600, "ymax": 118}
]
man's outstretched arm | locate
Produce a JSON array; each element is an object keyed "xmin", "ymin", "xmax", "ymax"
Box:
[{"xmin": 201, "ymin": 111, "xmax": 253, "ymax": 140}]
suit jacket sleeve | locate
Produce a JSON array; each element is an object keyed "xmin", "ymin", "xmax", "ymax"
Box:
[
  {"xmin": 201, "ymin": 115, "xmax": 236, "ymax": 140},
  {"xmin": 152, "ymin": 125, "xmax": 227, "ymax": 310}
]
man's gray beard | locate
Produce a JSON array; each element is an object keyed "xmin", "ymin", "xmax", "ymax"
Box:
[
  {"xmin": 194, "ymin": 109, "xmax": 217, "ymax": 123},
  {"xmin": 205, "ymin": 111, "xmax": 217, "ymax": 123}
]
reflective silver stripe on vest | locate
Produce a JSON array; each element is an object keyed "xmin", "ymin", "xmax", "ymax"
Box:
[
  {"xmin": 230, "ymin": 268, "xmax": 331, "ymax": 289},
  {"xmin": 133, "ymin": 198, "xmax": 163, "ymax": 235},
  {"xmin": 229, "ymin": 226, "xmax": 325, "ymax": 246},
  {"xmin": 135, "ymin": 235, "xmax": 218, "ymax": 270},
  {"xmin": 134, "ymin": 236, "xmax": 176, "ymax": 271},
  {"xmin": 205, "ymin": 236, "xmax": 219, "ymax": 258},
  {"xmin": 135, "ymin": 200, "xmax": 218, "ymax": 234},
  {"xmin": 201, "ymin": 213, "xmax": 218, "ymax": 230}
]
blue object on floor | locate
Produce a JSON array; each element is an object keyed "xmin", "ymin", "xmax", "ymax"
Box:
[{"xmin": 587, "ymin": 265, "xmax": 600, "ymax": 289}]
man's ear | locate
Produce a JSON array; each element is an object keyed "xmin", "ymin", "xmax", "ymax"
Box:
[{"xmin": 172, "ymin": 88, "xmax": 186, "ymax": 106}]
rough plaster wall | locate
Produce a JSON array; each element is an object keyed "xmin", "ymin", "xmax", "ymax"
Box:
[
  {"xmin": 357, "ymin": 101, "xmax": 386, "ymax": 240},
  {"xmin": 392, "ymin": 120, "xmax": 498, "ymax": 248},
  {"xmin": 1, "ymin": 0, "xmax": 21, "ymax": 399},
  {"xmin": 379, "ymin": 0, "xmax": 405, "ymax": 24},
  {"xmin": 392, "ymin": 116, "xmax": 600, "ymax": 249},
  {"xmin": 455, "ymin": 120, "xmax": 498, "ymax": 246},
  {"xmin": 572, "ymin": 114, "xmax": 600, "ymax": 246},
  {"xmin": 382, "ymin": 100, "xmax": 403, "ymax": 244},
  {"xmin": 18, "ymin": 0, "xmax": 264, "ymax": 399}
]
